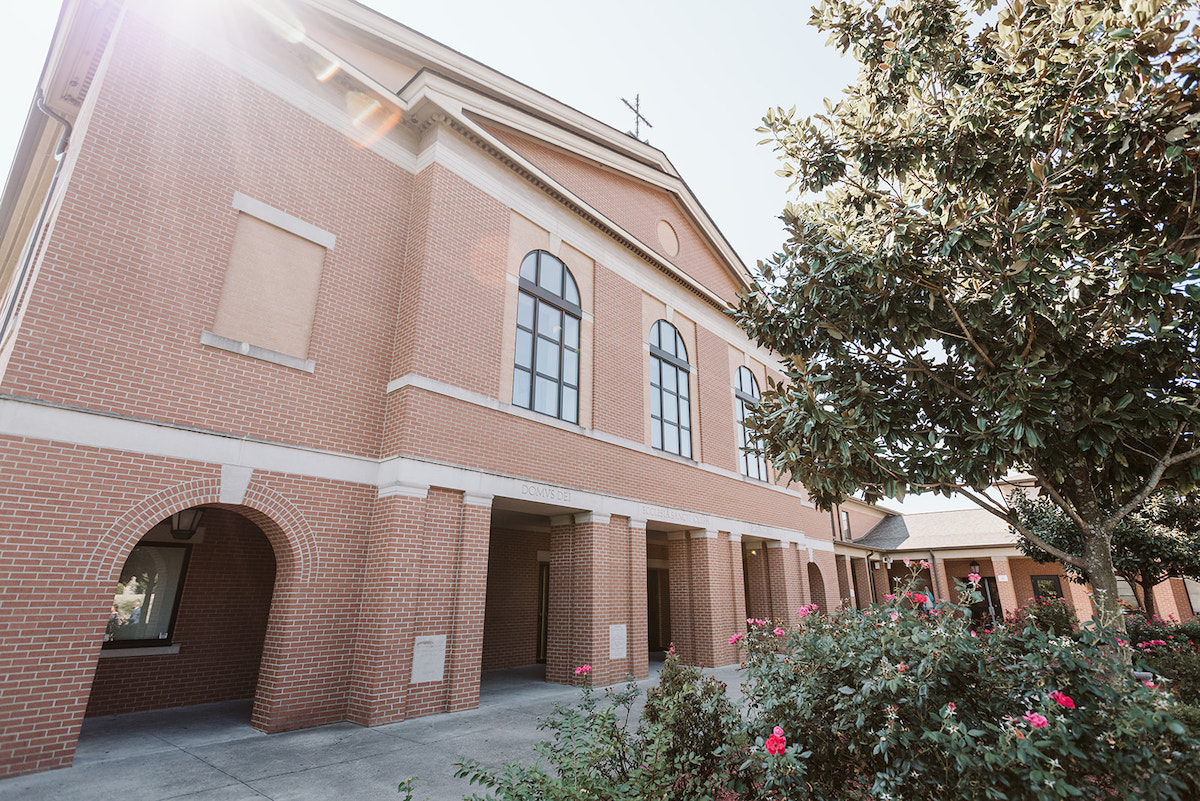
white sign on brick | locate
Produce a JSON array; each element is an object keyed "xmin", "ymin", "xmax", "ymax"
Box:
[
  {"xmin": 609, "ymin": 624, "xmax": 627, "ymax": 660},
  {"xmin": 410, "ymin": 635, "xmax": 447, "ymax": 684}
]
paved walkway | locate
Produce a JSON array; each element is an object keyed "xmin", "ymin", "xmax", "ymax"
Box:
[{"xmin": 0, "ymin": 661, "xmax": 746, "ymax": 801}]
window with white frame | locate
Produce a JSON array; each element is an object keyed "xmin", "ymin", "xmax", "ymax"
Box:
[
  {"xmin": 735, "ymin": 366, "xmax": 767, "ymax": 479},
  {"xmin": 513, "ymin": 251, "xmax": 581, "ymax": 423},
  {"xmin": 650, "ymin": 320, "xmax": 692, "ymax": 457}
]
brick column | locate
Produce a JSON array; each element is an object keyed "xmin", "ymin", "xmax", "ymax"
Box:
[
  {"xmin": 445, "ymin": 493, "xmax": 492, "ymax": 712},
  {"xmin": 851, "ymin": 557, "xmax": 873, "ymax": 608},
  {"xmin": 989, "ymin": 556, "xmax": 1020, "ymax": 617},
  {"xmin": 347, "ymin": 486, "xmax": 428, "ymax": 726},
  {"xmin": 835, "ymin": 554, "xmax": 852, "ymax": 608},
  {"xmin": 728, "ymin": 534, "xmax": 748, "ymax": 637},
  {"xmin": 666, "ymin": 530, "xmax": 740, "ymax": 667},
  {"xmin": 625, "ymin": 517, "xmax": 650, "ymax": 682},
  {"xmin": 743, "ymin": 541, "xmax": 772, "ymax": 621},
  {"xmin": 547, "ymin": 512, "xmax": 640, "ymax": 686},
  {"xmin": 766, "ymin": 541, "xmax": 804, "ymax": 621},
  {"xmin": 546, "ymin": 515, "xmax": 579, "ymax": 684},
  {"xmin": 352, "ymin": 487, "xmax": 492, "ymax": 722}
]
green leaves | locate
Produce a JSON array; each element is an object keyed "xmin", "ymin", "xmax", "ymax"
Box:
[{"xmin": 736, "ymin": 0, "xmax": 1200, "ymax": 515}]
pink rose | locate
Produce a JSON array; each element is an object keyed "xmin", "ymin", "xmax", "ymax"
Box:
[
  {"xmin": 574, "ymin": 664, "xmax": 592, "ymax": 676},
  {"xmin": 773, "ymin": 627, "xmax": 785, "ymax": 636},
  {"xmin": 729, "ymin": 633, "xmax": 744, "ymax": 645},
  {"xmin": 968, "ymin": 573, "xmax": 981, "ymax": 583},
  {"xmin": 765, "ymin": 726, "xmax": 787, "ymax": 755},
  {"xmin": 1023, "ymin": 711, "xmax": 1048, "ymax": 728}
]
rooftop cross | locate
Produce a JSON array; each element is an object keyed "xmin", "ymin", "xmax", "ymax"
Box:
[{"xmin": 621, "ymin": 94, "xmax": 653, "ymax": 143}]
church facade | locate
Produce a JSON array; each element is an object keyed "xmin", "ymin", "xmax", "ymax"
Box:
[{"xmin": 0, "ymin": 0, "xmax": 880, "ymax": 778}]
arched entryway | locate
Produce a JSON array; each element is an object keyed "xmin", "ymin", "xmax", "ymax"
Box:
[
  {"xmin": 808, "ymin": 562, "xmax": 828, "ymax": 613},
  {"xmin": 86, "ymin": 507, "xmax": 277, "ymax": 718}
]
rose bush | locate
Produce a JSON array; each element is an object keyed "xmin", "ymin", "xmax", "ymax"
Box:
[{"xmin": 457, "ymin": 577, "xmax": 1200, "ymax": 800}]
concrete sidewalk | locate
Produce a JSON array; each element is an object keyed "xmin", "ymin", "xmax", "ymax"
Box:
[{"xmin": 0, "ymin": 661, "xmax": 746, "ymax": 801}]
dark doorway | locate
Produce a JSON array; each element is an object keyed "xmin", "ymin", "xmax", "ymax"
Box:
[
  {"xmin": 647, "ymin": 568, "xmax": 671, "ymax": 651},
  {"xmin": 536, "ymin": 561, "xmax": 549, "ymax": 663},
  {"xmin": 971, "ymin": 577, "xmax": 1004, "ymax": 625}
]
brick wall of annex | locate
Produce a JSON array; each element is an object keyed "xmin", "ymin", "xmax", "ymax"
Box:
[
  {"xmin": 87, "ymin": 508, "xmax": 277, "ymax": 716},
  {"xmin": 1, "ymin": 13, "xmax": 410, "ymax": 459},
  {"xmin": 0, "ymin": 436, "xmax": 374, "ymax": 778}
]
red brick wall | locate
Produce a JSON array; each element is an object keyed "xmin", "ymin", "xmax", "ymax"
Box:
[
  {"xmin": 484, "ymin": 126, "xmax": 745, "ymax": 305},
  {"xmin": 389, "ymin": 162, "xmax": 509, "ymax": 398},
  {"xmin": 1, "ymin": 13, "xmax": 409, "ymax": 459},
  {"xmin": 386, "ymin": 386, "xmax": 827, "ymax": 534},
  {"xmin": 592, "ymin": 264, "xmax": 648, "ymax": 442},
  {"xmin": 482, "ymin": 528, "xmax": 549, "ymax": 670},
  {"xmin": 87, "ymin": 509, "xmax": 276, "ymax": 716}
]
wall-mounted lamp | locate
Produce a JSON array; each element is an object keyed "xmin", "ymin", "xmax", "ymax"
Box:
[
  {"xmin": 170, "ymin": 508, "xmax": 205, "ymax": 541},
  {"xmin": 883, "ymin": 556, "xmax": 893, "ymax": 568},
  {"xmin": 969, "ymin": 559, "xmax": 981, "ymax": 574}
]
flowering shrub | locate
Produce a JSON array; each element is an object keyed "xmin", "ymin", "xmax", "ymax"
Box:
[
  {"xmin": 737, "ymin": 577, "xmax": 1200, "ymax": 800},
  {"xmin": 1125, "ymin": 610, "xmax": 1200, "ymax": 707},
  {"xmin": 1006, "ymin": 595, "xmax": 1079, "ymax": 637},
  {"xmin": 458, "ymin": 578, "xmax": 1200, "ymax": 800}
]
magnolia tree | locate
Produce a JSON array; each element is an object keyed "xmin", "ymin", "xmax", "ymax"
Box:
[
  {"xmin": 734, "ymin": 0, "xmax": 1200, "ymax": 632},
  {"xmin": 1016, "ymin": 490, "xmax": 1200, "ymax": 618}
]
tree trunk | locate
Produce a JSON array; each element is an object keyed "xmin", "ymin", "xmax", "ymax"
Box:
[
  {"xmin": 1139, "ymin": 577, "xmax": 1157, "ymax": 620},
  {"xmin": 1081, "ymin": 531, "xmax": 1129, "ymax": 652}
]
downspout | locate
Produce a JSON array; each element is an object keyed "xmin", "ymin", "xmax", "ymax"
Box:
[
  {"xmin": 866, "ymin": 551, "xmax": 878, "ymax": 604},
  {"xmin": 0, "ymin": 91, "xmax": 72, "ymax": 345}
]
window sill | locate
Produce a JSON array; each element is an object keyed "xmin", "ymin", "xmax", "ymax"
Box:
[
  {"xmin": 201, "ymin": 331, "xmax": 315, "ymax": 373},
  {"xmin": 99, "ymin": 644, "xmax": 181, "ymax": 659}
]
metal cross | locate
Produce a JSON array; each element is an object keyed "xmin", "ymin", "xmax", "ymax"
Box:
[{"xmin": 621, "ymin": 94, "xmax": 653, "ymax": 142}]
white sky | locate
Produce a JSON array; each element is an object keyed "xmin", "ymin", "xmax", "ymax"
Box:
[{"xmin": 0, "ymin": 1, "xmax": 976, "ymax": 514}]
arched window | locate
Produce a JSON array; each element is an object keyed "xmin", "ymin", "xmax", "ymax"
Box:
[
  {"xmin": 735, "ymin": 366, "xmax": 767, "ymax": 479},
  {"xmin": 650, "ymin": 320, "xmax": 691, "ymax": 458},
  {"xmin": 513, "ymin": 250, "xmax": 581, "ymax": 423}
]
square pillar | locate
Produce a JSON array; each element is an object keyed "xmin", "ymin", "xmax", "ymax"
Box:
[
  {"xmin": 851, "ymin": 557, "xmax": 873, "ymax": 608},
  {"xmin": 989, "ymin": 556, "xmax": 1020, "ymax": 617},
  {"xmin": 624, "ymin": 517, "xmax": 650, "ymax": 682},
  {"xmin": 666, "ymin": 530, "xmax": 741, "ymax": 667},
  {"xmin": 350, "ymin": 487, "xmax": 492, "ymax": 723},
  {"xmin": 743, "ymin": 541, "xmax": 772, "ymax": 621},
  {"xmin": 766, "ymin": 541, "xmax": 804, "ymax": 621},
  {"xmin": 547, "ymin": 512, "xmax": 643, "ymax": 686},
  {"xmin": 347, "ymin": 488, "xmax": 428, "ymax": 726}
]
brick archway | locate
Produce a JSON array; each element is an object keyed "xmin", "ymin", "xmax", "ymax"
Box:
[{"xmin": 88, "ymin": 477, "xmax": 320, "ymax": 733}]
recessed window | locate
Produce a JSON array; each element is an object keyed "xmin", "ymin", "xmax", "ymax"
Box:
[
  {"xmin": 650, "ymin": 320, "xmax": 691, "ymax": 458},
  {"xmin": 1031, "ymin": 574, "xmax": 1064, "ymax": 601},
  {"xmin": 513, "ymin": 251, "xmax": 581, "ymax": 423},
  {"xmin": 103, "ymin": 543, "xmax": 191, "ymax": 649},
  {"xmin": 735, "ymin": 366, "xmax": 767, "ymax": 479}
]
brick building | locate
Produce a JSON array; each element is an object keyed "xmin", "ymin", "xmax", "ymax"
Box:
[
  {"xmin": 831, "ymin": 504, "xmax": 1199, "ymax": 626},
  {"xmin": 0, "ymin": 0, "xmax": 887, "ymax": 778}
]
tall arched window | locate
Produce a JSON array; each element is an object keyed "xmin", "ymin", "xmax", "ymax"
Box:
[
  {"xmin": 513, "ymin": 250, "xmax": 581, "ymax": 423},
  {"xmin": 650, "ymin": 320, "xmax": 691, "ymax": 458},
  {"xmin": 735, "ymin": 366, "xmax": 767, "ymax": 479}
]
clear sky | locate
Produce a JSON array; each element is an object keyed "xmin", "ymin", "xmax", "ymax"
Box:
[{"xmin": 0, "ymin": 1, "xmax": 975, "ymax": 513}]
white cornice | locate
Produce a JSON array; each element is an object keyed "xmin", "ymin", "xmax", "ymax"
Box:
[{"xmin": 0, "ymin": 395, "xmax": 825, "ymax": 549}]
